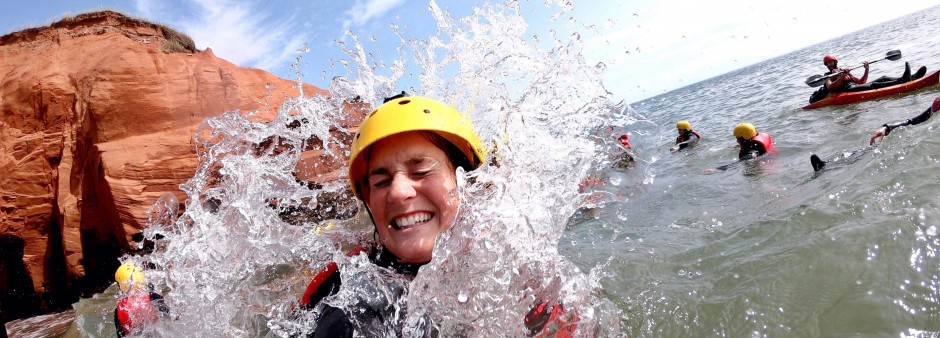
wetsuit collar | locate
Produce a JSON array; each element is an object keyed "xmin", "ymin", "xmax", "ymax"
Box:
[{"xmin": 371, "ymin": 245, "xmax": 426, "ymax": 276}]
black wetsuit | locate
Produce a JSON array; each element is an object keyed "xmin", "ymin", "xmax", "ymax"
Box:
[
  {"xmin": 883, "ymin": 107, "xmax": 934, "ymax": 135},
  {"xmin": 298, "ymin": 245, "xmax": 573, "ymax": 337},
  {"xmin": 300, "ymin": 246, "xmax": 424, "ymax": 338},
  {"xmin": 811, "ymin": 107, "xmax": 934, "ymax": 172},
  {"xmin": 675, "ymin": 130, "xmax": 700, "ymax": 150},
  {"xmin": 715, "ymin": 136, "xmax": 772, "ymax": 171},
  {"xmin": 738, "ymin": 139, "xmax": 767, "ymax": 160}
]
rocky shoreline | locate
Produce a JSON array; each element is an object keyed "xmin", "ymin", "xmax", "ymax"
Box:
[{"xmin": 0, "ymin": 10, "xmax": 358, "ymax": 323}]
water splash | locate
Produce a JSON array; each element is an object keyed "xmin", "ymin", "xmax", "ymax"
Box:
[{"xmin": 84, "ymin": 1, "xmax": 642, "ymax": 336}]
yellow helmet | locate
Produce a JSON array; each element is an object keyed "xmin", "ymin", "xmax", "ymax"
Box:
[
  {"xmin": 676, "ymin": 120, "xmax": 691, "ymax": 131},
  {"xmin": 115, "ymin": 262, "xmax": 145, "ymax": 293},
  {"xmin": 733, "ymin": 123, "xmax": 757, "ymax": 140},
  {"xmin": 348, "ymin": 95, "xmax": 485, "ymax": 201}
]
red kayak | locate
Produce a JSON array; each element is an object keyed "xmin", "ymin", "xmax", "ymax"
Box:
[{"xmin": 803, "ymin": 70, "xmax": 940, "ymax": 109}]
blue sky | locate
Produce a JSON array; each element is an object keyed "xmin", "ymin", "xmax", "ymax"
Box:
[{"xmin": 2, "ymin": 0, "xmax": 937, "ymax": 103}]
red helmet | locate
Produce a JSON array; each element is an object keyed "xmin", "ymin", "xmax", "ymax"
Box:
[
  {"xmin": 823, "ymin": 55, "xmax": 837, "ymax": 65},
  {"xmin": 618, "ymin": 134, "xmax": 631, "ymax": 149},
  {"xmin": 932, "ymin": 96, "xmax": 940, "ymax": 113}
]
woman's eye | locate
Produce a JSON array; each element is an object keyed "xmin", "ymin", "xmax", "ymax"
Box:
[
  {"xmin": 370, "ymin": 178, "xmax": 390, "ymax": 188},
  {"xmin": 412, "ymin": 170, "xmax": 431, "ymax": 177}
]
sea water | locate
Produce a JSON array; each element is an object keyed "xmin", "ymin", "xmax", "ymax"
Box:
[
  {"xmin": 64, "ymin": 1, "xmax": 633, "ymax": 337},
  {"xmin": 20, "ymin": 2, "xmax": 940, "ymax": 338}
]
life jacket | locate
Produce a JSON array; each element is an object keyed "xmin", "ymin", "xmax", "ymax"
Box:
[
  {"xmin": 751, "ymin": 133, "xmax": 777, "ymax": 156},
  {"xmin": 524, "ymin": 301, "xmax": 580, "ymax": 337},
  {"xmin": 298, "ymin": 245, "xmax": 425, "ymax": 337},
  {"xmin": 115, "ymin": 293, "xmax": 160, "ymax": 336},
  {"xmin": 299, "ymin": 246, "xmax": 367, "ymax": 309},
  {"xmin": 300, "ymin": 246, "xmax": 580, "ymax": 336},
  {"xmin": 676, "ymin": 130, "xmax": 701, "ymax": 144}
]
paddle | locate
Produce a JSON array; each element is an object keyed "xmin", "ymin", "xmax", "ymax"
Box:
[{"xmin": 804, "ymin": 49, "xmax": 902, "ymax": 87}]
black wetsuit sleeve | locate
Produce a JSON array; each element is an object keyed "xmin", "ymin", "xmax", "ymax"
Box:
[
  {"xmin": 736, "ymin": 140, "xmax": 765, "ymax": 161},
  {"xmin": 297, "ymin": 271, "xmax": 354, "ymax": 338},
  {"xmin": 149, "ymin": 293, "xmax": 170, "ymax": 316},
  {"xmin": 676, "ymin": 134, "xmax": 699, "ymax": 149},
  {"xmin": 114, "ymin": 309, "xmax": 126, "ymax": 338},
  {"xmin": 311, "ymin": 306, "xmax": 354, "ymax": 338},
  {"xmin": 884, "ymin": 108, "xmax": 933, "ymax": 135}
]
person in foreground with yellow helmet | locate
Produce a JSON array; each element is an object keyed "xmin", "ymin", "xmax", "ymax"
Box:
[
  {"xmin": 670, "ymin": 120, "xmax": 701, "ymax": 152},
  {"xmin": 296, "ymin": 93, "xmax": 576, "ymax": 336},
  {"xmin": 113, "ymin": 262, "xmax": 169, "ymax": 337}
]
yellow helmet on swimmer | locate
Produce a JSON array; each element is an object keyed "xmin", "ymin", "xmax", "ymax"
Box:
[
  {"xmin": 733, "ymin": 123, "xmax": 757, "ymax": 140},
  {"xmin": 348, "ymin": 94, "xmax": 486, "ymax": 201},
  {"xmin": 115, "ymin": 262, "xmax": 145, "ymax": 293},
  {"xmin": 676, "ymin": 120, "xmax": 691, "ymax": 131}
]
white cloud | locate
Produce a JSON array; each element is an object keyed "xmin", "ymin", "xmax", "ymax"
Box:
[
  {"xmin": 342, "ymin": 0, "xmax": 406, "ymax": 29},
  {"xmin": 135, "ymin": 0, "xmax": 306, "ymax": 71}
]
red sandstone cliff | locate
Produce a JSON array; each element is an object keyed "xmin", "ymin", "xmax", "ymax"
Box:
[{"xmin": 0, "ymin": 11, "xmax": 358, "ymax": 320}]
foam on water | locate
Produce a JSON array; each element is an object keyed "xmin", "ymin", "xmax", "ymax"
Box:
[{"xmin": 69, "ymin": 1, "xmax": 642, "ymax": 336}]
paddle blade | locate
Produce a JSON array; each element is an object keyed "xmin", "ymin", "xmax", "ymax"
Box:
[
  {"xmin": 885, "ymin": 49, "xmax": 902, "ymax": 61},
  {"xmin": 805, "ymin": 74, "xmax": 827, "ymax": 87}
]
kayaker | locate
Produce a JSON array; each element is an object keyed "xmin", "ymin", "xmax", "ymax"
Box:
[
  {"xmin": 113, "ymin": 262, "xmax": 169, "ymax": 337},
  {"xmin": 297, "ymin": 94, "xmax": 577, "ymax": 337},
  {"xmin": 734, "ymin": 123, "xmax": 776, "ymax": 160},
  {"xmin": 810, "ymin": 95, "xmax": 940, "ymax": 172},
  {"xmin": 810, "ymin": 55, "xmax": 923, "ymax": 103},
  {"xmin": 823, "ymin": 54, "xmax": 870, "ymax": 93},
  {"xmin": 826, "ymin": 54, "xmax": 925, "ymax": 93},
  {"xmin": 670, "ymin": 120, "xmax": 701, "ymax": 152}
]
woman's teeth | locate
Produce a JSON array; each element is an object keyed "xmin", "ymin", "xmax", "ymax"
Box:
[{"xmin": 394, "ymin": 212, "xmax": 432, "ymax": 229}]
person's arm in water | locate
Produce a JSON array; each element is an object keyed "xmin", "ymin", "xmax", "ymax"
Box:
[
  {"xmin": 671, "ymin": 133, "xmax": 699, "ymax": 152},
  {"xmin": 737, "ymin": 140, "xmax": 766, "ymax": 160},
  {"xmin": 870, "ymin": 107, "xmax": 934, "ymax": 145}
]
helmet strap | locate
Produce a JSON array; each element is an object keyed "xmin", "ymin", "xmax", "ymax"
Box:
[{"xmin": 363, "ymin": 203, "xmax": 381, "ymax": 242}]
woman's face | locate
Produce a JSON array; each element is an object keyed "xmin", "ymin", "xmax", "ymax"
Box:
[{"xmin": 363, "ymin": 131, "xmax": 459, "ymax": 263}]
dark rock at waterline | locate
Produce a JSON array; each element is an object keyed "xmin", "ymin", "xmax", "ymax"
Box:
[
  {"xmin": 0, "ymin": 235, "xmax": 40, "ymax": 322},
  {"xmin": 274, "ymin": 185, "xmax": 359, "ymax": 225},
  {"xmin": 0, "ymin": 10, "xmax": 364, "ymax": 319}
]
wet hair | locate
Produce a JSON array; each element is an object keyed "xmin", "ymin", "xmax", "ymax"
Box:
[{"xmin": 416, "ymin": 131, "xmax": 474, "ymax": 173}]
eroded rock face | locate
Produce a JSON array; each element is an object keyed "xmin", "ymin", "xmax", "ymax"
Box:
[{"xmin": 0, "ymin": 11, "xmax": 358, "ymax": 318}]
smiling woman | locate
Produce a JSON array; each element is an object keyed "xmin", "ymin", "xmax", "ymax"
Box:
[
  {"xmin": 294, "ymin": 94, "xmax": 581, "ymax": 336},
  {"xmin": 296, "ymin": 94, "xmax": 486, "ymax": 336}
]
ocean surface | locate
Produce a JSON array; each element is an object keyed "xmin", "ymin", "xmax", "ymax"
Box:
[
  {"xmin": 7, "ymin": 4, "xmax": 940, "ymax": 338},
  {"xmin": 563, "ymin": 5, "xmax": 940, "ymax": 336}
]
